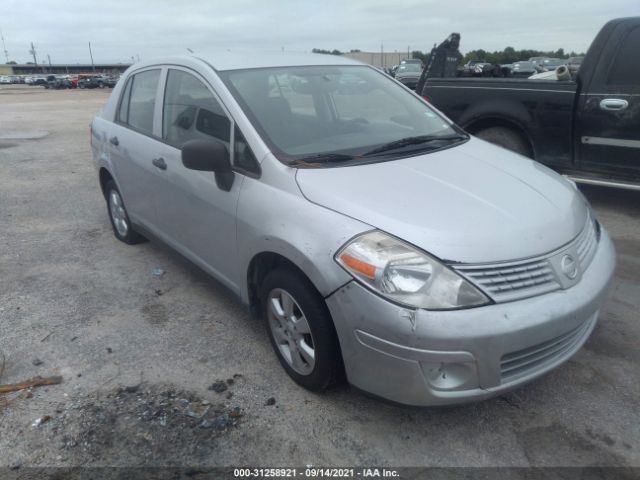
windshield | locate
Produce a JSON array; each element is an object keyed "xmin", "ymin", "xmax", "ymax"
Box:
[
  {"xmin": 397, "ymin": 64, "xmax": 422, "ymax": 73},
  {"xmin": 220, "ymin": 65, "xmax": 461, "ymax": 165},
  {"xmin": 544, "ymin": 59, "xmax": 564, "ymax": 67}
]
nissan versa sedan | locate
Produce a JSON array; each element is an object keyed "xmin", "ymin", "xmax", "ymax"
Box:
[{"xmin": 90, "ymin": 54, "xmax": 616, "ymax": 406}]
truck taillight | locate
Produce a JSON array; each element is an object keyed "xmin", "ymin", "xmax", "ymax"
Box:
[{"xmin": 422, "ymin": 95, "xmax": 430, "ymax": 103}]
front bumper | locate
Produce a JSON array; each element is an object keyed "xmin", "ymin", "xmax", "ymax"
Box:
[{"xmin": 325, "ymin": 229, "xmax": 616, "ymax": 406}]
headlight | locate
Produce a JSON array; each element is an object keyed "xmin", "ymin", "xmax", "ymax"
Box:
[{"xmin": 335, "ymin": 231, "xmax": 490, "ymax": 310}]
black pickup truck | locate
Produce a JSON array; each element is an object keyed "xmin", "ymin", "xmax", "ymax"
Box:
[{"xmin": 421, "ymin": 17, "xmax": 640, "ymax": 190}]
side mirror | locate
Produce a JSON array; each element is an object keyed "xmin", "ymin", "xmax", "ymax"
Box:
[{"xmin": 182, "ymin": 138, "xmax": 234, "ymax": 191}]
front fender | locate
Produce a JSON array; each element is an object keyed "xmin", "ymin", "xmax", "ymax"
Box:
[{"xmin": 236, "ymin": 160, "xmax": 371, "ymax": 303}]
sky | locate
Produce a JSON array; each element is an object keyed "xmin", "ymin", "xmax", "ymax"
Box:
[{"xmin": 1, "ymin": 0, "xmax": 638, "ymax": 64}]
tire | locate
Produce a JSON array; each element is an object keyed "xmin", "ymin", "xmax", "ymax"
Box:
[
  {"xmin": 475, "ymin": 126, "xmax": 532, "ymax": 158},
  {"xmin": 260, "ymin": 267, "xmax": 343, "ymax": 391},
  {"xmin": 104, "ymin": 180, "xmax": 146, "ymax": 245},
  {"xmin": 98, "ymin": 82, "xmax": 104, "ymax": 88}
]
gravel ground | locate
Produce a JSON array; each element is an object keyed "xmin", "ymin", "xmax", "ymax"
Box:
[{"xmin": 0, "ymin": 85, "xmax": 638, "ymax": 471}]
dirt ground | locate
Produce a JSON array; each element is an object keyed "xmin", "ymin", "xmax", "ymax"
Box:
[{"xmin": 0, "ymin": 85, "xmax": 639, "ymax": 471}]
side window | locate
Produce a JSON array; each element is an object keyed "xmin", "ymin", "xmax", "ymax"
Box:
[
  {"xmin": 163, "ymin": 69, "xmax": 231, "ymax": 150},
  {"xmin": 234, "ymin": 125, "xmax": 260, "ymax": 174},
  {"xmin": 117, "ymin": 76, "xmax": 133, "ymax": 124},
  {"xmin": 607, "ymin": 26, "xmax": 640, "ymax": 91},
  {"xmin": 125, "ymin": 69, "xmax": 161, "ymax": 135}
]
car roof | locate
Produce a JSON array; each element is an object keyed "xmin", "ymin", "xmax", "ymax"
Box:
[{"xmin": 130, "ymin": 53, "xmax": 365, "ymax": 73}]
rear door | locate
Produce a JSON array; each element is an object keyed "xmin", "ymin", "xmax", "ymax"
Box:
[
  {"xmin": 577, "ymin": 24, "xmax": 640, "ymax": 178},
  {"xmin": 152, "ymin": 67, "xmax": 245, "ymax": 292},
  {"xmin": 108, "ymin": 67, "xmax": 164, "ymax": 230}
]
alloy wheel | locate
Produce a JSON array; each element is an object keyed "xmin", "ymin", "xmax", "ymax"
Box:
[
  {"xmin": 109, "ymin": 190, "xmax": 129, "ymax": 237},
  {"xmin": 267, "ymin": 288, "xmax": 316, "ymax": 375}
]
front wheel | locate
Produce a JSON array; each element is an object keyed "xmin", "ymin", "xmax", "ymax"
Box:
[
  {"xmin": 104, "ymin": 180, "xmax": 146, "ymax": 245},
  {"xmin": 261, "ymin": 268, "xmax": 343, "ymax": 391}
]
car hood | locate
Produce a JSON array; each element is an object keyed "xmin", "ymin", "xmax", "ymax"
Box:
[{"xmin": 295, "ymin": 137, "xmax": 588, "ymax": 264}]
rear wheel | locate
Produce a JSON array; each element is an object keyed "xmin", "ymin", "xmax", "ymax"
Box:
[
  {"xmin": 261, "ymin": 267, "xmax": 343, "ymax": 391},
  {"xmin": 104, "ymin": 180, "xmax": 146, "ymax": 245},
  {"xmin": 475, "ymin": 126, "xmax": 532, "ymax": 158}
]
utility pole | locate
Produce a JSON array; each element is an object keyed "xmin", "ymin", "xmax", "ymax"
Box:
[
  {"xmin": 0, "ymin": 28, "xmax": 9, "ymax": 63},
  {"xmin": 47, "ymin": 54, "xmax": 52, "ymax": 73},
  {"xmin": 408, "ymin": 45, "xmax": 410, "ymax": 59},
  {"xmin": 29, "ymin": 42, "xmax": 39, "ymax": 72},
  {"xmin": 88, "ymin": 41, "xmax": 95, "ymax": 72}
]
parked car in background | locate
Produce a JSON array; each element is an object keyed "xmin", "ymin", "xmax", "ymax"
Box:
[
  {"xmin": 0, "ymin": 75, "xmax": 11, "ymax": 84},
  {"xmin": 45, "ymin": 75, "xmax": 75, "ymax": 89},
  {"xmin": 421, "ymin": 17, "xmax": 640, "ymax": 190},
  {"xmin": 79, "ymin": 75, "xmax": 117, "ymax": 89},
  {"xmin": 510, "ymin": 61, "xmax": 537, "ymax": 77},
  {"xmin": 539, "ymin": 58, "xmax": 566, "ymax": 71},
  {"xmin": 32, "ymin": 76, "xmax": 47, "ymax": 86},
  {"xmin": 393, "ymin": 62, "xmax": 422, "ymax": 89},
  {"xmin": 567, "ymin": 56, "xmax": 584, "ymax": 76},
  {"xmin": 528, "ymin": 56, "xmax": 549, "ymax": 68},
  {"xmin": 90, "ymin": 53, "xmax": 615, "ymax": 406}
]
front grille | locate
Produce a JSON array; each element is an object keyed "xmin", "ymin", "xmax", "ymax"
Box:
[
  {"xmin": 500, "ymin": 318, "xmax": 592, "ymax": 381},
  {"xmin": 453, "ymin": 258, "xmax": 560, "ymax": 303},
  {"xmin": 452, "ymin": 214, "xmax": 598, "ymax": 303}
]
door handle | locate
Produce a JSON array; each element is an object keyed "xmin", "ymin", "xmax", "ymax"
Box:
[
  {"xmin": 109, "ymin": 136, "xmax": 119, "ymax": 146},
  {"xmin": 599, "ymin": 98, "xmax": 629, "ymax": 111},
  {"xmin": 152, "ymin": 157, "xmax": 167, "ymax": 170}
]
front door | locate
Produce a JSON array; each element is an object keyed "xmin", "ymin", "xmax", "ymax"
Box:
[
  {"xmin": 577, "ymin": 24, "xmax": 640, "ymax": 180},
  {"xmin": 152, "ymin": 67, "xmax": 243, "ymax": 293}
]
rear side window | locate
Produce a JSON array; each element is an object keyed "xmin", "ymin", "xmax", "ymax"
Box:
[
  {"xmin": 117, "ymin": 77, "xmax": 133, "ymax": 123},
  {"xmin": 118, "ymin": 69, "xmax": 161, "ymax": 135},
  {"xmin": 162, "ymin": 69, "xmax": 231, "ymax": 149},
  {"xmin": 607, "ymin": 26, "xmax": 640, "ymax": 91}
]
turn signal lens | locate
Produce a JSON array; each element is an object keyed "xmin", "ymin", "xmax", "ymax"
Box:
[{"xmin": 339, "ymin": 254, "xmax": 377, "ymax": 279}]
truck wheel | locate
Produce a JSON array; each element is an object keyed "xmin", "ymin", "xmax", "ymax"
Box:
[
  {"xmin": 475, "ymin": 127, "xmax": 532, "ymax": 158},
  {"xmin": 260, "ymin": 267, "xmax": 343, "ymax": 392},
  {"xmin": 104, "ymin": 180, "xmax": 146, "ymax": 245}
]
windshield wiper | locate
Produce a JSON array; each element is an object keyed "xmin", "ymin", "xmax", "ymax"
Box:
[
  {"xmin": 292, "ymin": 153, "xmax": 355, "ymax": 165},
  {"xmin": 363, "ymin": 134, "xmax": 467, "ymax": 157}
]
